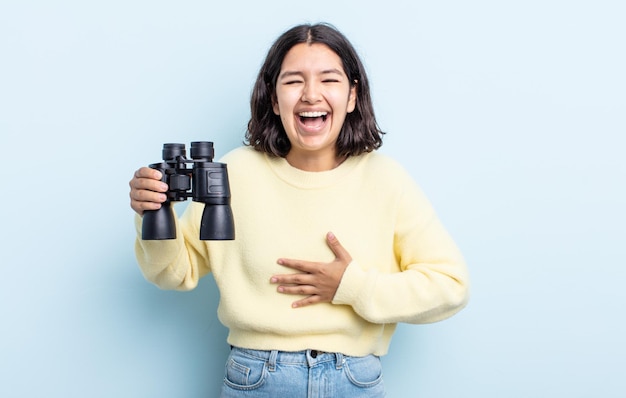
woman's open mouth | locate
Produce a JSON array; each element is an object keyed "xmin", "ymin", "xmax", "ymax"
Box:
[{"xmin": 298, "ymin": 111, "xmax": 328, "ymax": 128}]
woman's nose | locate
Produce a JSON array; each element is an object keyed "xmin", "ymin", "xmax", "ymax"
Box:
[{"xmin": 301, "ymin": 82, "xmax": 321, "ymax": 103}]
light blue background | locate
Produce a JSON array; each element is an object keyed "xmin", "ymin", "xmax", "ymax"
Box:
[{"xmin": 1, "ymin": 1, "xmax": 624, "ymax": 397}]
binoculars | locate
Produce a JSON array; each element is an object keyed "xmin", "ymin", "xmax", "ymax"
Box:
[{"xmin": 141, "ymin": 141, "xmax": 235, "ymax": 241}]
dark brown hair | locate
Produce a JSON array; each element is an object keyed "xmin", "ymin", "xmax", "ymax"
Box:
[{"xmin": 245, "ymin": 23, "xmax": 384, "ymax": 158}]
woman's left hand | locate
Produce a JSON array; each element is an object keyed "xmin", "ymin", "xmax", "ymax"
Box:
[{"xmin": 271, "ymin": 232, "xmax": 352, "ymax": 308}]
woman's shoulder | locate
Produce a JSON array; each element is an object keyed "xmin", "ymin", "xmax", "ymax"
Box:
[
  {"xmin": 355, "ymin": 151, "xmax": 425, "ymax": 198},
  {"xmin": 219, "ymin": 145, "xmax": 265, "ymax": 165},
  {"xmin": 360, "ymin": 150, "xmax": 411, "ymax": 177}
]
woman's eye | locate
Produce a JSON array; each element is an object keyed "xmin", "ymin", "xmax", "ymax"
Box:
[{"xmin": 284, "ymin": 80, "xmax": 303, "ymax": 85}]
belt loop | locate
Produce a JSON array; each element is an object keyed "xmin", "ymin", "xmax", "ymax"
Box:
[
  {"xmin": 335, "ymin": 353, "xmax": 344, "ymax": 370},
  {"xmin": 268, "ymin": 350, "xmax": 278, "ymax": 372}
]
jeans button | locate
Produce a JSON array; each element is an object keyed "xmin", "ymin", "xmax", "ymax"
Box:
[{"xmin": 310, "ymin": 350, "xmax": 318, "ymax": 358}]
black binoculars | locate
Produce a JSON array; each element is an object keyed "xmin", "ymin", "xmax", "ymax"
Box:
[{"xmin": 141, "ymin": 141, "xmax": 235, "ymax": 241}]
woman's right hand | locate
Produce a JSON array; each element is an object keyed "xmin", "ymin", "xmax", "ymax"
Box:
[{"xmin": 129, "ymin": 167, "xmax": 169, "ymax": 216}]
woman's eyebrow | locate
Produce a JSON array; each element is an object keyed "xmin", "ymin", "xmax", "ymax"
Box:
[
  {"xmin": 320, "ymin": 68, "xmax": 344, "ymax": 76},
  {"xmin": 278, "ymin": 70, "xmax": 303, "ymax": 80}
]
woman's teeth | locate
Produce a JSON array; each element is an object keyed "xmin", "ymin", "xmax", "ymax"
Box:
[{"xmin": 299, "ymin": 111, "xmax": 328, "ymax": 121}]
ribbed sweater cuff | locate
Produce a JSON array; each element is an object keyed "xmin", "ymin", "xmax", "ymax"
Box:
[{"xmin": 332, "ymin": 261, "xmax": 369, "ymax": 307}]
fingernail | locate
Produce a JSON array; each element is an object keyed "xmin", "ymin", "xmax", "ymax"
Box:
[
  {"xmin": 270, "ymin": 277, "xmax": 277, "ymax": 283},
  {"xmin": 328, "ymin": 232, "xmax": 336, "ymax": 240}
]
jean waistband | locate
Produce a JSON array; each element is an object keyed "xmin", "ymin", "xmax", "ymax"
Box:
[{"xmin": 230, "ymin": 347, "xmax": 345, "ymax": 370}]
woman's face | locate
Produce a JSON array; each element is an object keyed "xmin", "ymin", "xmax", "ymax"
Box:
[{"xmin": 273, "ymin": 43, "xmax": 356, "ymax": 170}]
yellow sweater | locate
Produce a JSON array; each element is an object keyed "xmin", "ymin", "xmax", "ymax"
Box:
[{"xmin": 135, "ymin": 146, "xmax": 469, "ymax": 356}]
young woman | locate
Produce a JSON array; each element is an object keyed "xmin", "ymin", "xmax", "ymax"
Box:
[{"xmin": 129, "ymin": 23, "xmax": 469, "ymax": 397}]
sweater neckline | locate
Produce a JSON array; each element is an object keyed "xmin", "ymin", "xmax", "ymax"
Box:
[{"xmin": 264, "ymin": 152, "xmax": 367, "ymax": 189}]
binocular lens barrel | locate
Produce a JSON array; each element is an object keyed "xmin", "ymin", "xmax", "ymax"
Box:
[
  {"xmin": 190, "ymin": 141, "xmax": 214, "ymax": 160},
  {"xmin": 162, "ymin": 143, "xmax": 186, "ymax": 161},
  {"xmin": 141, "ymin": 202, "xmax": 176, "ymax": 240}
]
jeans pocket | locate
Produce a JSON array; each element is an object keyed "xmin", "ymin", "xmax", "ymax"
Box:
[
  {"xmin": 223, "ymin": 351, "xmax": 267, "ymax": 391},
  {"xmin": 344, "ymin": 355, "xmax": 384, "ymax": 388}
]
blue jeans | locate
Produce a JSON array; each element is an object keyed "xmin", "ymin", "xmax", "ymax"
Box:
[{"xmin": 220, "ymin": 347, "xmax": 386, "ymax": 397}]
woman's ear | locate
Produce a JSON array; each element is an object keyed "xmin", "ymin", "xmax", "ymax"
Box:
[
  {"xmin": 266, "ymin": 83, "xmax": 280, "ymax": 115},
  {"xmin": 347, "ymin": 80, "xmax": 357, "ymax": 113}
]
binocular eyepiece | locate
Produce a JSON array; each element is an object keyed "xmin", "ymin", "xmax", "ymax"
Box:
[{"xmin": 141, "ymin": 141, "xmax": 235, "ymax": 241}]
